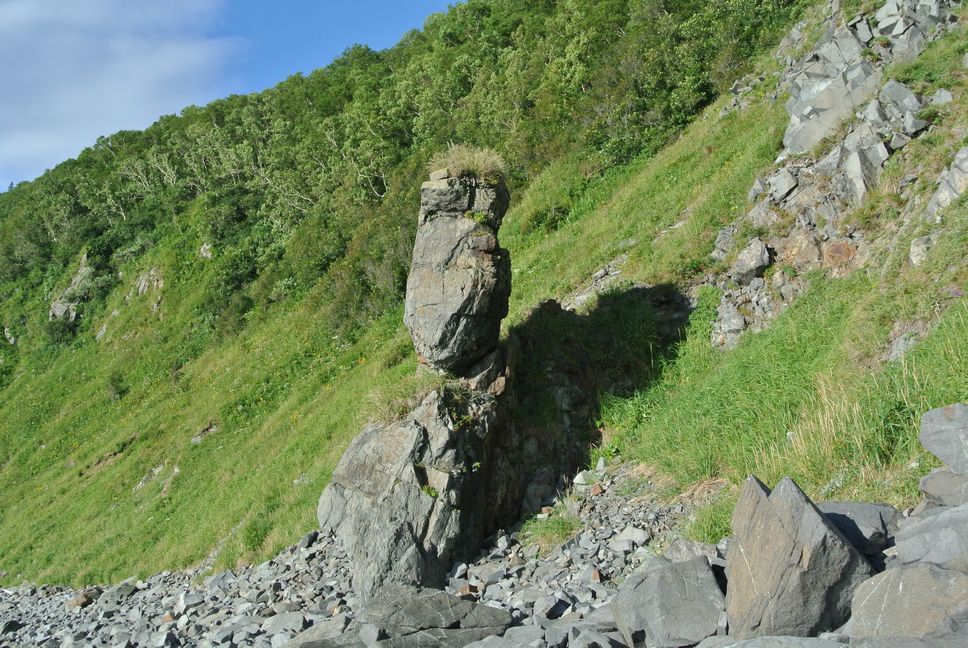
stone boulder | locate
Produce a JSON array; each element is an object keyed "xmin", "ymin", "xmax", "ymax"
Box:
[
  {"xmin": 725, "ymin": 476, "xmax": 874, "ymax": 638},
  {"xmin": 894, "ymin": 502, "xmax": 968, "ymax": 565},
  {"xmin": 920, "ymin": 468, "xmax": 968, "ymax": 507},
  {"xmin": 919, "ymin": 403, "xmax": 968, "ymax": 472},
  {"xmin": 730, "ymin": 239, "xmax": 772, "ymax": 285},
  {"xmin": 404, "ymin": 173, "xmax": 511, "ymax": 376},
  {"xmin": 611, "ymin": 556, "xmax": 726, "ymax": 648},
  {"xmin": 816, "ymin": 501, "xmax": 899, "ymax": 562},
  {"xmin": 354, "ymin": 584, "xmax": 513, "ymax": 647},
  {"xmin": 844, "ymin": 562, "xmax": 968, "ymax": 640},
  {"xmin": 317, "ymin": 388, "xmax": 504, "ymax": 599}
]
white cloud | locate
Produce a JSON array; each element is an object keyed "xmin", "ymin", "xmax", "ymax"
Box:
[{"xmin": 0, "ymin": 0, "xmax": 240, "ymax": 189}]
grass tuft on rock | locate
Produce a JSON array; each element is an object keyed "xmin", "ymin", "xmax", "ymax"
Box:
[{"xmin": 429, "ymin": 144, "xmax": 509, "ymax": 183}]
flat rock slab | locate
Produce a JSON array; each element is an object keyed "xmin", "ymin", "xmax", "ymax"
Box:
[
  {"xmin": 725, "ymin": 477, "xmax": 873, "ymax": 639},
  {"xmin": 611, "ymin": 556, "xmax": 725, "ymax": 648},
  {"xmin": 895, "ymin": 502, "xmax": 968, "ymax": 565},
  {"xmin": 919, "ymin": 403, "xmax": 968, "ymax": 473},
  {"xmin": 844, "ymin": 562, "xmax": 968, "ymax": 639}
]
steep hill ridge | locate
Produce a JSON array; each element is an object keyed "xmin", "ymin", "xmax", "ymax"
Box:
[{"xmin": 0, "ymin": 0, "xmax": 965, "ymax": 626}]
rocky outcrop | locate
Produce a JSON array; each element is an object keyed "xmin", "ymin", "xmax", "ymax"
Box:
[
  {"xmin": 710, "ymin": 0, "xmax": 958, "ymax": 350},
  {"xmin": 782, "ymin": 0, "xmax": 954, "ymax": 155},
  {"xmin": 48, "ymin": 253, "xmax": 95, "ymax": 322},
  {"xmin": 404, "ymin": 172, "xmax": 511, "ymax": 376},
  {"xmin": 317, "ymin": 388, "xmax": 509, "ymax": 599},
  {"xmin": 725, "ymin": 476, "xmax": 873, "ymax": 639},
  {"xmin": 316, "ymin": 171, "xmax": 518, "ymax": 602}
]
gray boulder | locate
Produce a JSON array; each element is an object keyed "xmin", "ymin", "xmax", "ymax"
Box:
[
  {"xmin": 919, "ymin": 403, "xmax": 968, "ymax": 473},
  {"xmin": 696, "ymin": 638, "xmax": 844, "ymax": 648},
  {"xmin": 405, "ymin": 174, "xmax": 511, "ymax": 376},
  {"xmin": 317, "ymin": 389, "xmax": 503, "ymax": 599},
  {"xmin": 730, "ymin": 239, "xmax": 771, "ymax": 285},
  {"xmin": 817, "ymin": 501, "xmax": 899, "ymax": 559},
  {"xmin": 895, "ymin": 502, "xmax": 968, "ymax": 564},
  {"xmin": 844, "ymin": 562, "xmax": 968, "ymax": 639},
  {"xmin": 725, "ymin": 476, "xmax": 874, "ymax": 638},
  {"xmin": 611, "ymin": 556, "xmax": 725, "ymax": 648},
  {"xmin": 920, "ymin": 468, "xmax": 968, "ymax": 506},
  {"xmin": 354, "ymin": 584, "xmax": 512, "ymax": 648}
]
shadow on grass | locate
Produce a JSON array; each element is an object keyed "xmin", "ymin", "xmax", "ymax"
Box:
[{"xmin": 506, "ymin": 283, "xmax": 692, "ymax": 485}]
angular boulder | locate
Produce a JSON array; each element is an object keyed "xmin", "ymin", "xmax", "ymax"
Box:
[
  {"xmin": 920, "ymin": 467, "xmax": 968, "ymax": 507},
  {"xmin": 816, "ymin": 501, "xmax": 899, "ymax": 560},
  {"xmin": 894, "ymin": 502, "xmax": 968, "ymax": 565},
  {"xmin": 730, "ymin": 239, "xmax": 771, "ymax": 285},
  {"xmin": 725, "ymin": 476, "xmax": 874, "ymax": 639},
  {"xmin": 843, "ymin": 562, "xmax": 968, "ymax": 639},
  {"xmin": 611, "ymin": 556, "xmax": 725, "ymax": 648},
  {"xmin": 404, "ymin": 173, "xmax": 511, "ymax": 376},
  {"xmin": 354, "ymin": 584, "xmax": 513, "ymax": 648},
  {"xmin": 317, "ymin": 389, "xmax": 503, "ymax": 599},
  {"xmin": 919, "ymin": 403, "xmax": 968, "ymax": 473}
]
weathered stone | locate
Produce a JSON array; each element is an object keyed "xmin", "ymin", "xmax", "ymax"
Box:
[
  {"xmin": 356, "ymin": 584, "xmax": 512, "ymax": 647},
  {"xmin": 919, "ymin": 403, "xmax": 968, "ymax": 473},
  {"xmin": 817, "ymin": 501, "xmax": 898, "ymax": 559},
  {"xmin": 895, "ymin": 502, "xmax": 968, "ymax": 564},
  {"xmin": 725, "ymin": 476, "xmax": 874, "ymax": 639},
  {"xmin": 49, "ymin": 253, "xmax": 95, "ymax": 322},
  {"xmin": 711, "ymin": 299, "xmax": 746, "ymax": 350},
  {"xmin": 926, "ymin": 148, "xmax": 968, "ymax": 222},
  {"xmin": 730, "ymin": 239, "xmax": 771, "ymax": 285},
  {"xmin": 844, "ymin": 562, "xmax": 968, "ymax": 639},
  {"xmin": 697, "ymin": 638, "xmax": 845, "ymax": 648},
  {"xmin": 611, "ymin": 557, "xmax": 725, "ymax": 648},
  {"xmin": 405, "ymin": 176, "xmax": 511, "ymax": 376},
  {"xmin": 317, "ymin": 389, "xmax": 503, "ymax": 599},
  {"xmin": 909, "ymin": 235, "xmax": 933, "ymax": 266},
  {"xmin": 921, "ymin": 467, "xmax": 968, "ymax": 506},
  {"xmin": 768, "ymin": 169, "xmax": 799, "ymax": 203},
  {"xmin": 712, "ymin": 226, "xmax": 738, "ymax": 262}
]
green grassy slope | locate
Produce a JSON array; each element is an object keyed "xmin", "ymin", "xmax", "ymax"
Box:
[{"xmin": 1, "ymin": 2, "xmax": 966, "ymax": 585}]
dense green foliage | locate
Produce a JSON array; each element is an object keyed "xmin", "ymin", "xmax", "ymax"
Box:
[{"xmin": 0, "ymin": 0, "xmax": 802, "ymax": 351}]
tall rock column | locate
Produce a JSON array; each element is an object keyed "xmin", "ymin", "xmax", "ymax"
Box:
[
  {"xmin": 404, "ymin": 171, "xmax": 510, "ymax": 376},
  {"xmin": 317, "ymin": 170, "xmax": 516, "ymax": 601}
]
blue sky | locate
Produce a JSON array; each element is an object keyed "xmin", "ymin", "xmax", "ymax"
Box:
[{"xmin": 0, "ymin": 0, "xmax": 454, "ymax": 190}]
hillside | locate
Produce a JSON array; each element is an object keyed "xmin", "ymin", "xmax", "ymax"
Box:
[{"xmin": 0, "ymin": 0, "xmax": 966, "ymax": 599}]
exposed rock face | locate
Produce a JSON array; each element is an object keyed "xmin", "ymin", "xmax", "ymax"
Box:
[
  {"xmin": 317, "ymin": 388, "xmax": 506, "ymax": 599},
  {"xmin": 404, "ymin": 173, "xmax": 511, "ymax": 376},
  {"xmin": 844, "ymin": 562, "xmax": 968, "ymax": 640},
  {"xmin": 725, "ymin": 476, "xmax": 874, "ymax": 639},
  {"xmin": 782, "ymin": 0, "xmax": 953, "ymax": 155},
  {"xmin": 49, "ymin": 253, "xmax": 95, "ymax": 322},
  {"xmin": 611, "ymin": 556, "xmax": 725, "ymax": 648}
]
